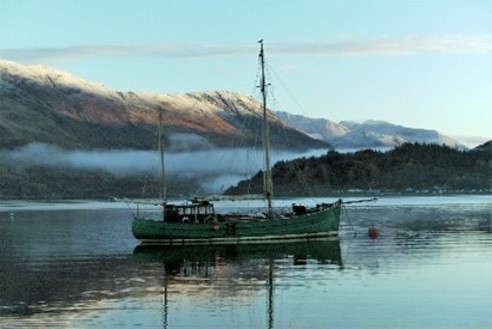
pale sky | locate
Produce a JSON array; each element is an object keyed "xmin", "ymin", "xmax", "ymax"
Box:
[{"xmin": 1, "ymin": 0, "xmax": 491, "ymax": 146}]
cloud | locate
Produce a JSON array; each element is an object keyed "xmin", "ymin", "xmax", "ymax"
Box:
[
  {"xmin": 1, "ymin": 142, "xmax": 327, "ymax": 193},
  {"xmin": 0, "ymin": 44, "xmax": 254, "ymax": 64},
  {"xmin": 451, "ymin": 135, "xmax": 491, "ymax": 148},
  {"xmin": 276, "ymin": 35, "xmax": 492, "ymax": 56},
  {"xmin": 2, "ymin": 35, "xmax": 491, "ymax": 64}
]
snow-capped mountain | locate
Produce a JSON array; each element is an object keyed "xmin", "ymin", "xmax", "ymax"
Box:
[
  {"xmin": 0, "ymin": 59, "xmax": 117, "ymax": 98},
  {"xmin": 1, "ymin": 59, "xmax": 465, "ymax": 152},
  {"xmin": 276, "ymin": 111, "xmax": 464, "ymax": 149},
  {"xmin": 0, "ymin": 59, "xmax": 327, "ymax": 151}
]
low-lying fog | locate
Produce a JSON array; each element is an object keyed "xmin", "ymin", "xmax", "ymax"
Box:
[{"xmin": 2, "ymin": 140, "xmax": 329, "ymax": 193}]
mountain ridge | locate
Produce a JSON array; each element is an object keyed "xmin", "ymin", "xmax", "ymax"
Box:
[
  {"xmin": 276, "ymin": 111, "xmax": 464, "ymax": 149},
  {"xmin": 1, "ymin": 60, "xmax": 327, "ymax": 151},
  {"xmin": 1, "ymin": 60, "xmax": 490, "ymax": 200},
  {"xmin": 1, "ymin": 59, "xmax": 470, "ymax": 152}
]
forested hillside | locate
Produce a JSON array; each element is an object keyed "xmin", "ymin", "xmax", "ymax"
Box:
[
  {"xmin": 1, "ymin": 143, "xmax": 490, "ymax": 200},
  {"xmin": 226, "ymin": 143, "xmax": 492, "ymax": 196},
  {"xmin": 0, "ymin": 165, "xmax": 199, "ymax": 200}
]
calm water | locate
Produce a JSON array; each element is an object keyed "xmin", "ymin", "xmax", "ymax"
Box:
[{"xmin": 0, "ymin": 195, "xmax": 491, "ymax": 328}]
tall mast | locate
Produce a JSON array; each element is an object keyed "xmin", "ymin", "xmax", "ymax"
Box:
[
  {"xmin": 258, "ymin": 40, "xmax": 273, "ymax": 215},
  {"xmin": 158, "ymin": 109, "xmax": 167, "ymax": 214}
]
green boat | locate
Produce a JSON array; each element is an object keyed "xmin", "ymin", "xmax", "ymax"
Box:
[
  {"xmin": 132, "ymin": 199, "xmax": 342, "ymax": 245},
  {"xmin": 131, "ymin": 40, "xmax": 342, "ymax": 246}
]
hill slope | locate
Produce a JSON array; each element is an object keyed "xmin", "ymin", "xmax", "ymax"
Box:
[
  {"xmin": 474, "ymin": 140, "xmax": 492, "ymax": 152},
  {"xmin": 0, "ymin": 60, "xmax": 327, "ymax": 151},
  {"xmin": 226, "ymin": 143, "xmax": 491, "ymax": 196}
]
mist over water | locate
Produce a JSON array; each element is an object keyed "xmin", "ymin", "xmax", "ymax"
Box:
[{"xmin": 1, "ymin": 142, "xmax": 328, "ymax": 193}]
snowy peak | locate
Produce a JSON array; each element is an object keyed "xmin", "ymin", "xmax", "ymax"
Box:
[
  {"xmin": 0, "ymin": 60, "xmax": 326, "ymax": 150},
  {"xmin": 277, "ymin": 112, "xmax": 464, "ymax": 149},
  {"xmin": 275, "ymin": 112, "xmax": 349, "ymax": 141},
  {"xmin": 0, "ymin": 59, "xmax": 264, "ymax": 121},
  {"xmin": 339, "ymin": 120, "xmax": 463, "ymax": 148},
  {"xmin": 1, "ymin": 59, "xmax": 464, "ymax": 151},
  {"xmin": 137, "ymin": 90, "xmax": 262, "ymax": 117},
  {"xmin": 0, "ymin": 59, "xmax": 119, "ymax": 99},
  {"xmin": 0, "ymin": 59, "xmax": 136, "ymax": 127}
]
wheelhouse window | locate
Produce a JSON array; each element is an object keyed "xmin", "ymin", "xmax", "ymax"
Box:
[{"xmin": 176, "ymin": 204, "xmax": 214, "ymax": 216}]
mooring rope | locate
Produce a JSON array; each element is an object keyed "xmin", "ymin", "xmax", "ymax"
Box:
[
  {"xmin": 342, "ymin": 202, "xmax": 357, "ymax": 238},
  {"xmin": 341, "ymin": 197, "xmax": 378, "ymax": 238}
]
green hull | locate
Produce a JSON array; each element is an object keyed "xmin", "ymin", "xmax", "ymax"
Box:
[{"xmin": 132, "ymin": 204, "xmax": 341, "ymax": 245}]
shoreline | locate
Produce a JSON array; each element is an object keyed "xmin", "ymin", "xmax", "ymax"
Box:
[{"xmin": 1, "ymin": 190, "xmax": 490, "ymax": 203}]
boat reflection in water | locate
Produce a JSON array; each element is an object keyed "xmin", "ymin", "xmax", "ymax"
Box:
[{"xmin": 133, "ymin": 238, "xmax": 342, "ymax": 329}]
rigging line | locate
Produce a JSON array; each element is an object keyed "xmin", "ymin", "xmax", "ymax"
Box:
[
  {"xmin": 267, "ymin": 63, "xmax": 311, "ymax": 116},
  {"xmin": 342, "ymin": 203, "xmax": 357, "ymax": 238},
  {"xmin": 292, "ymin": 158, "xmax": 317, "ymax": 198},
  {"xmin": 122, "ymin": 199, "xmax": 137, "ymax": 218},
  {"xmin": 250, "ymin": 59, "xmax": 262, "ymax": 98},
  {"xmin": 267, "ymin": 66, "xmax": 323, "ymax": 200},
  {"xmin": 263, "ymin": 63, "xmax": 319, "ymax": 201},
  {"xmin": 228, "ymin": 57, "xmax": 268, "ymax": 197},
  {"xmin": 267, "ymin": 83, "xmax": 314, "ymax": 197},
  {"xmin": 210, "ymin": 62, "xmax": 261, "ymax": 152},
  {"xmin": 184, "ymin": 92, "xmax": 251, "ymax": 196},
  {"xmin": 141, "ymin": 115, "xmax": 162, "ymax": 199},
  {"xmin": 220, "ymin": 99, "xmax": 262, "ymax": 195}
]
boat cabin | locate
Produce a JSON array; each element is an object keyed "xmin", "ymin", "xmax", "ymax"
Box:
[{"xmin": 164, "ymin": 201, "xmax": 216, "ymax": 223}]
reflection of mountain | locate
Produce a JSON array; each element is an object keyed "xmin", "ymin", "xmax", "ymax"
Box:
[{"xmin": 0, "ymin": 255, "xmax": 137, "ymax": 316}]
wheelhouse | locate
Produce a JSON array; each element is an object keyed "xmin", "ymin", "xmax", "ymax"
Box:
[{"xmin": 164, "ymin": 201, "xmax": 216, "ymax": 223}]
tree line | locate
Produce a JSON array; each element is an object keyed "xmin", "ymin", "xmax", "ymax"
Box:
[
  {"xmin": 226, "ymin": 143, "xmax": 492, "ymax": 196},
  {"xmin": 1, "ymin": 143, "xmax": 490, "ymax": 200}
]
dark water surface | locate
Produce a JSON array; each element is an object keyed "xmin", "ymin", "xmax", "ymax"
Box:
[{"xmin": 0, "ymin": 196, "xmax": 491, "ymax": 328}]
